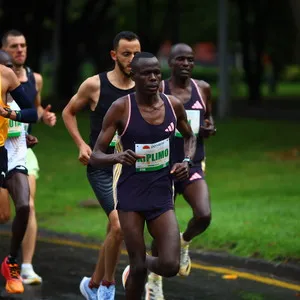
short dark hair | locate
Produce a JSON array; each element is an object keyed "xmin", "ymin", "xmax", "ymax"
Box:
[
  {"xmin": 131, "ymin": 52, "xmax": 156, "ymax": 73},
  {"xmin": 1, "ymin": 29, "xmax": 24, "ymax": 47},
  {"xmin": 113, "ymin": 31, "xmax": 139, "ymax": 50}
]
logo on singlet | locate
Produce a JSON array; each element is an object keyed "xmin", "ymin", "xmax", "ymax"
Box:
[
  {"xmin": 191, "ymin": 101, "xmax": 203, "ymax": 109},
  {"xmin": 165, "ymin": 122, "xmax": 175, "ymax": 132}
]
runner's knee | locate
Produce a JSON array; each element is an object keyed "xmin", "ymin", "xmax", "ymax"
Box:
[
  {"xmin": 159, "ymin": 258, "xmax": 180, "ymax": 277},
  {"xmin": 15, "ymin": 203, "xmax": 30, "ymax": 222},
  {"xmin": 195, "ymin": 213, "xmax": 211, "ymax": 227},
  {"xmin": 109, "ymin": 222, "xmax": 123, "ymax": 241}
]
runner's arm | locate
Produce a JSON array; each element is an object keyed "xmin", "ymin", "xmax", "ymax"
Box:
[
  {"xmin": 34, "ymin": 73, "xmax": 56, "ymax": 126},
  {"xmin": 89, "ymin": 99, "xmax": 124, "ymax": 167},
  {"xmin": 62, "ymin": 77, "xmax": 97, "ymax": 149},
  {"xmin": 197, "ymin": 80, "xmax": 216, "ymax": 136},
  {"xmin": 4, "ymin": 66, "xmax": 34, "ymax": 109}
]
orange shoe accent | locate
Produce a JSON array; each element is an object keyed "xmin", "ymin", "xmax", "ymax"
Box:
[{"xmin": 1, "ymin": 257, "xmax": 24, "ymax": 294}]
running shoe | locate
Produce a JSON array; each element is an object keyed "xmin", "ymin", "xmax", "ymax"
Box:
[
  {"xmin": 1, "ymin": 256, "xmax": 24, "ymax": 294},
  {"xmin": 122, "ymin": 265, "xmax": 130, "ymax": 289},
  {"xmin": 145, "ymin": 272, "xmax": 165, "ymax": 300},
  {"xmin": 79, "ymin": 276, "xmax": 98, "ymax": 300},
  {"xmin": 97, "ymin": 283, "xmax": 116, "ymax": 300},
  {"xmin": 178, "ymin": 233, "xmax": 191, "ymax": 276},
  {"xmin": 21, "ymin": 265, "xmax": 42, "ymax": 285}
]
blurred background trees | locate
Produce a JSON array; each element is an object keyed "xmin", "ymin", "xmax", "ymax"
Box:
[{"xmin": 0, "ymin": 0, "xmax": 298, "ymax": 111}]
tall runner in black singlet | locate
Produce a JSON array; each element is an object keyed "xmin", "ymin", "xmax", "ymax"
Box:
[
  {"xmin": 90, "ymin": 52, "xmax": 196, "ymax": 300},
  {"xmin": 2, "ymin": 29, "xmax": 56, "ymax": 287},
  {"xmin": 63, "ymin": 31, "xmax": 141, "ymax": 300},
  {"xmin": 146, "ymin": 43, "xmax": 216, "ymax": 300}
]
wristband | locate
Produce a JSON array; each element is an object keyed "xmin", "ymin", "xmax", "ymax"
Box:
[{"xmin": 182, "ymin": 157, "xmax": 193, "ymax": 167}]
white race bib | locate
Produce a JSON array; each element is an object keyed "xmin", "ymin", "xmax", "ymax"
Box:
[
  {"xmin": 135, "ymin": 138, "xmax": 170, "ymax": 172},
  {"xmin": 176, "ymin": 110, "xmax": 200, "ymax": 137},
  {"xmin": 7, "ymin": 120, "xmax": 22, "ymax": 138}
]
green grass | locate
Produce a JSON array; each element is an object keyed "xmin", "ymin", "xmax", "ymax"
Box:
[{"xmin": 29, "ymin": 114, "xmax": 300, "ymax": 262}]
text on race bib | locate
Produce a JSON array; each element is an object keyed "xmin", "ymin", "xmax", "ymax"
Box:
[
  {"xmin": 176, "ymin": 110, "xmax": 200, "ymax": 137},
  {"xmin": 135, "ymin": 138, "xmax": 170, "ymax": 172},
  {"xmin": 7, "ymin": 120, "xmax": 22, "ymax": 138}
]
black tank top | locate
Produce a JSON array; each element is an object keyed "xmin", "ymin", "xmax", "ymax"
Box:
[
  {"xmin": 89, "ymin": 72, "xmax": 135, "ymax": 151},
  {"xmin": 21, "ymin": 67, "xmax": 37, "ymax": 134},
  {"xmin": 116, "ymin": 93, "xmax": 177, "ymax": 190},
  {"xmin": 162, "ymin": 79, "xmax": 206, "ymax": 164}
]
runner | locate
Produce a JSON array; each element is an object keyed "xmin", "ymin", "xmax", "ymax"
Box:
[{"xmin": 89, "ymin": 52, "xmax": 196, "ymax": 300}]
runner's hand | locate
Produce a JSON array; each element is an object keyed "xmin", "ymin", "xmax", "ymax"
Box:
[
  {"xmin": 42, "ymin": 104, "xmax": 57, "ymax": 127},
  {"xmin": 116, "ymin": 150, "xmax": 145, "ymax": 165},
  {"xmin": 0, "ymin": 106, "xmax": 9, "ymax": 117},
  {"xmin": 79, "ymin": 143, "xmax": 92, "ymax": 165},
  {"xmin": 26, "ymin": 134, "xmax": 38, "ymax": 148},
  {"xmin": 199, "ymin": 119, "xmax": 216, "ymax": 138},
  {"xmin": 170, "ymin": 162, "xmax": 189, "ymax": 181}
]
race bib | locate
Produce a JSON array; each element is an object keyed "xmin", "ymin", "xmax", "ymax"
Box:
[
  {"xmin": 7, "ymin": 119, "xmax": 22, "ymax": 138},
  {"xmin": 176, "ymin": 110, "xmax": 200, "ymax": 137},
  {"xmin": 135, "ymin": 138, "xmax": 170, "ymax": 172},
  {"xmin": 109, "ymin": 132, "xmax": 118, "ymax": 147}
]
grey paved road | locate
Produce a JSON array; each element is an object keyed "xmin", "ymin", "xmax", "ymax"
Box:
[{"xmin": 0, "ymin": 234, "xmax": 299, "ymax": 300}]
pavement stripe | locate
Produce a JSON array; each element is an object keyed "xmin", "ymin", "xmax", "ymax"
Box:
[
  {"xmin": 191, "ymin": 263, "xmax": 300, "ymax": 292},
  {"xmin": 1, "ymin": 230, "xmax": 300, "ymax": 292}
]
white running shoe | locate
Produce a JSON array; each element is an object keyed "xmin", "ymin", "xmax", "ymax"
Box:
[
  {"xmin": 122, "ymin": 265, "xmax": 130, "ymax": 289},
  {"xmin": 21, "ymin": 266, "xmax": 42, "ymax": 285},
  {"xmin": 145, "ymin": 273, "xmax": 165, "ymax": 300},
  {"xmin": 178, "ymin": 233, "xmax": 191, "ymax": 276}
]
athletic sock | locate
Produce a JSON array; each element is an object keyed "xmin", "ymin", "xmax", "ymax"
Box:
[
  {"xmin": 101, "ymin": 280, "xmax": 115, "ymax": 288},
  {"xmin": 88, "ymin": 278, "xmax": 100, "ymax": 289}
]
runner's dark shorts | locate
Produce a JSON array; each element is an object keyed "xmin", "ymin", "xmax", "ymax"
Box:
[
  {"xmin": 0, "ymin": 146, "xmax": 8, "ymax": 188},
  {"xmin": 87, "ymin": 164, "xmax": 114, "ymax": 216},
  {"xmin": 174, "ymin": 164, "xmax": 205, "ymax": 195}
]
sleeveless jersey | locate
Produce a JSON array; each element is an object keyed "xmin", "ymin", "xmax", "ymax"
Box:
[
  {"xmin": 0, "ymin": 73, "xmax": 9, "ymax": 147},
  {"xmin": 5, "ymin": 99, "xmax": 27, "ymax": 171},
  {"xmin": 89, "ymin": 72, "xmax": 135, "ymax": 151},
  {"xmin": 162, "ymin": 79, "xmax": 206, "ymax": 164},
  {"xmin": 114, "ymin": 93, "xmax": 177, "ymax": 212},
  {"xmin": 21, "ymin": 67, "xmax": 37, "ymax": 134}
]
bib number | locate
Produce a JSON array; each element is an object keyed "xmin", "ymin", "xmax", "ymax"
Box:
[
  {"xmin": 7, "ymin": 120, "xmax": 22, "ymax": 138},
  {"xmin": 176, "ymin": 110, "xmax": 200, "ymax": 137},
  {"xmin": 135, "ymin": 138, "xmax": 170, "ymax": 172}
]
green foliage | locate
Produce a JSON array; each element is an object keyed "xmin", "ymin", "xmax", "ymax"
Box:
[
  {"xmin": 30, "ymin": 115, "xmax": 300, "ymax": 262},
  {"xmin": 281, "ymin": 65, "xmax": 300, "ymax": 82}
]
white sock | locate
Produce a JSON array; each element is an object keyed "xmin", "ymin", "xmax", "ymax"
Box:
[
  {"xmin": 21, "ymin": 263, "xmax": 33, "ymax": 270},
  {"xmin": 180, "ymin": 233, "xmax": 190, "ymax": 246},
  {"xmin": 148, "ymin": 272, "xmax": 162, "ymax": 280}
]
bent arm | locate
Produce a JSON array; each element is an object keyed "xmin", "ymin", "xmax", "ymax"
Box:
[
  {"xmin": 89, "ymin": 100, "xmax": 124, "ymax": 167},
  {"xmin": 62, "ymin": 78, "xmax": 96, "ymax": 149},
  {"xmin": 199, "ymin": 80, "xmax": 215, "ymax": 126}
]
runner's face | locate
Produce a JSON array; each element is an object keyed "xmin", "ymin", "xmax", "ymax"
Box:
[
  {"xmin": 134, "ymin": 58, "xmax": 161, "ymax": 95},
  {"xmin": 112, "ymin": 39, "xmax": 141, "ymax": 77},
  {"xmin": 170, "ymin": 48, "xmax": 194, "ymax": 79},
  {"xmin": 2, "ymin": 35, "xmax": 27, "ymax": 67}
]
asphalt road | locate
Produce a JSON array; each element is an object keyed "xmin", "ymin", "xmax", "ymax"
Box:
[{"xmin": 0, "ymin": 233, "xmax": 299, "ymax": 300}]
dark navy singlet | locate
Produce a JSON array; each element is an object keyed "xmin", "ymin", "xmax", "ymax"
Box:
[
  {"xmin": 21, "ymin": 67, "xmax": 37, "ymax": 134},
  {"xmin": 162, "ymin": 79, "xmax": 206, "ymax": 164},
  {"xmin": 89, "ymin": 72, "xmax": 135, "ymax": 152},
  {"xmin": 115, "ymin": 93, "xmax": 177, "ymax": 212}
]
